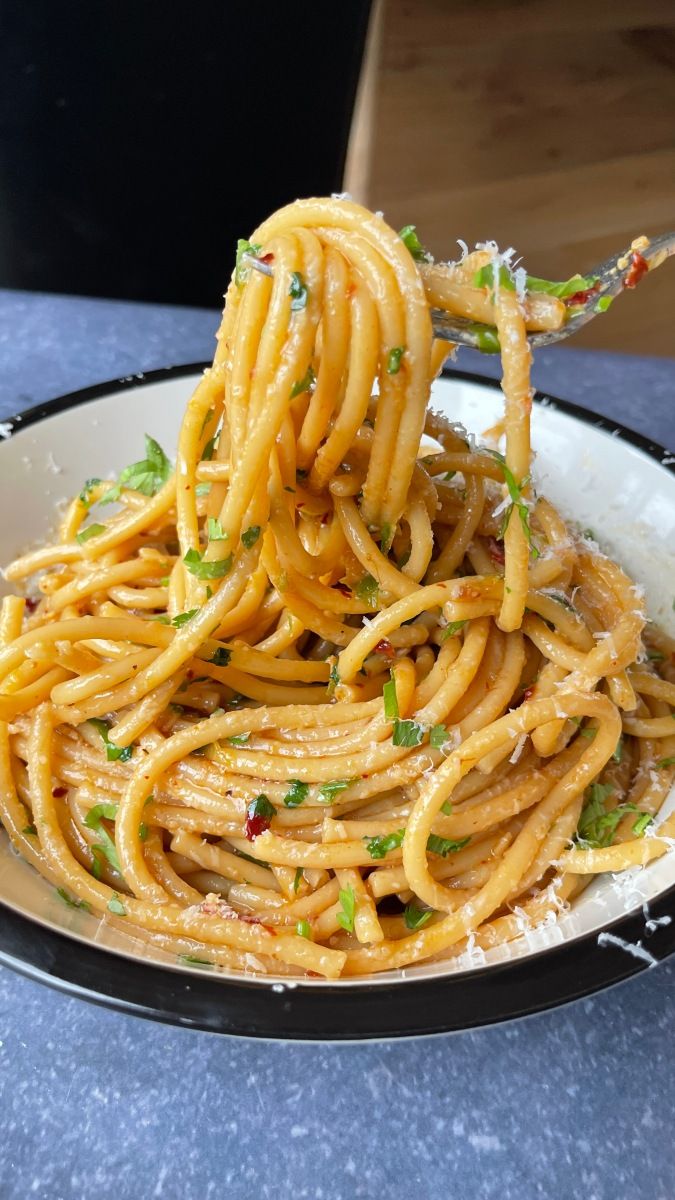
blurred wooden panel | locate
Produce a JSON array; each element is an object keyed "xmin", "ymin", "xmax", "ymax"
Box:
[{"xmin": 346, "ymin": 0, "xmax": 675, "ymax": 355}]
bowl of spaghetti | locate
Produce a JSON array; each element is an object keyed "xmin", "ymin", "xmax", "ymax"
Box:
[{"xmin": 0, "ymin": 198, "xmax": 673, "ymax": 1039}]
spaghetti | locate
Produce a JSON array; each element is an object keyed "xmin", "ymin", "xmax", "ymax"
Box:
[{"xmin": 1, "ymin": 196, "xmax": 673, "ymax": 980}]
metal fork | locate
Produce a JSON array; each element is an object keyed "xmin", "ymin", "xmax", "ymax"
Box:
[{"xmin": 243, "ymin": 231, "xmax": 675, "ymax": 352}]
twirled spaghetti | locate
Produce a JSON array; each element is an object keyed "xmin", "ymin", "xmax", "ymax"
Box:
[{"xmin": 1, "ymin": 197, "xmax": 673, "ymax": 980}]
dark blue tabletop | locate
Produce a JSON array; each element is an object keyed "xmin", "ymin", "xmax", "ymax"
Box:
[{"xmin": 0, "ymin": 290, "xmax": 673, "ymax": 1200}]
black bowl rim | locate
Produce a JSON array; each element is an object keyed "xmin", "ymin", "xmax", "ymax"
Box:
[{"xmin": 0, "ymin": 361, "xmax": 674, "ymax": 1041}]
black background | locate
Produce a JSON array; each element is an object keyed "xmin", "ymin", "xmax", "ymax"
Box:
[{"xmin": 0, "ymin": 1, "xmax": 371, "ymax": 305}]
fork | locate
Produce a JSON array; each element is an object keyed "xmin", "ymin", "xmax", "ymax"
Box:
[{"xmin": 243, "ymin": 231, "xmax": 675, "ymax": 352}]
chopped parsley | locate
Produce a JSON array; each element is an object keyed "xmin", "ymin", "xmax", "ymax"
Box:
[
  {"xmin": 107, "ymin": 893, "xmax": 127, "ymax": 916},
  {"xmin": 183, "ymin": 547, "xmax": 233, "ymax": 579},
  {"xmin": 429, "ymin": 725, "xmax": 449, "ymax": 749},
  {"xmin": 380, "ymin": 522, "xmax": 393, "ymax": 551},
  {"xmin": 440, "ymin": 801, "xmax": 453, "ymax": 816},
  {"xmin": 22, "ymin": 824, "xmax": 37, "ymax": 836},
  {"xmin": 138, "ymin": 822, "xmax": 148, "ymax": 841},
  {"xmin": 404, "ymin": 902, "xmax": 433, "ymax": 930},
  {"xmin": 210, "ymin": 647, "xmax": 231, "ymax": 666},
  {"xmin": 392, "ymin": 719, "xmax": 425, "ymax": 748},
  {"xmin": 337, "ymin": 885, "xmax": 356, "ymax": 933},
  {"xmin": 99, "ymin": 434, "xmax": 171, "ymax": 504},
  {"xmin": 283, "ymin": 779, "xmax": 310, "ymax": 808},
  {"xmin": 364, "ymin": 829, "xmax": 405, "ymax": 860},
  {"xmin": 78, "ymin": 477, "xmax": 101, "ymax": 508},
  {"xmin": 427, "ymin": 834, "xmax": 470, "ymax": 857},
  {"xmin": 383, "ymin": 674, "xmax": 399, "ymax": 721},
  {"xmin": 440, "ymin": 620, "xmax": 467, "ymax": 641},
  {"xmin": 486, "ymin": 450, "xmax": 539, "ymax": 557},
  {"xmin": 398, "ymin": 225, "xmax": 428, "ymax": 262},
  {"xmin": 387, "ymin": 346, "xmax": 406, "ymax": 375},
  {"xmin": 201, "ymin": 434, "xmax": 217, "ymax": 461},
  {"xmin": 473, "ymin": 263, "xmax": 515, "ymax": 292},
  {"xmin": 195, "ymin": 483, "xmax": 211, "ymax": 497},
  {"xmin": 88, "ymin": 718, "xmax": 133, "ymax": 763},
  {"xmin": 612, "ymin": 739, "xmax": 623, "ymax": 764},
  {"xmin": 207, "ymin": 516, "xmax": 228, "ymax": 541},
  {"xmin": 576, "ymin": 783, "xmax": 651, "ymax": 848},
  {"xmin": 84, "ymin": 802, "xmax": 122, "ymax": 875},
  {"xmin": 355, "ymin": 573, "xmax": 379, "ymax": 607},
  {"xmin": 76, "ymin": 522, "xmax": 106, "ymax": 544},
  {"xmin": 327, "ymin": 660, "xmax": 341, "ymax": 696},
  {"xmin": 56, "ymin": 887, "xmax": 91, "ymax": 912},
  {"xmin": 595, "ymin": 295, "xmax": 613, "ymax": 313},
  {"xmin": 293, "ymin": 867, "xmax": 304, "ymax": 893},
  {"xmin": 467, "ymin": 324, "xmax": 500, "ymax": 354},
  {"xmin": 525, "ymin": 273, "xmax": 599, "ymax": 299},
  {"xmin": 241, "ymin": 525, "xmax": 261, "ymax": 549},
  {"xmin": 227, "ymin": 732, "xmax": 250, "ymax": 746},
  {"xmin": 318, "ymin": 778, "xmax": 354, "ymax": 803},
  {"xmin": 290, "ymin": 364, "xmax": 316, "ymax": 399},
  {"xmin": 178, "ymin": 954, "xmax": 214, "ymax": 968},
  {"xmin": 289, "ymin": 271, "xmax": 309, "ymax": 311},
  {"xmin": 656, "ymin": 757, "xmax": 675, "ymax": 769},
  {"xmin": 235, "ymin": 238, "xmax": 262, "ymax": 286},
  {"xmin": 296, "ymin": 919, "xmax": 312, "ymax": 940},
  {"xmin": 169, "ymin": 609, "xmax": 198, "ymax": 629},
  {"xmin": 632, "ymin": 812, "xmax": 654, "ymax": 837}
]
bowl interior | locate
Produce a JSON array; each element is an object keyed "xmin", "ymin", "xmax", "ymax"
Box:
[{"xmin": 1, "ymin": 370, "xmax": 673, "ymax": 987}]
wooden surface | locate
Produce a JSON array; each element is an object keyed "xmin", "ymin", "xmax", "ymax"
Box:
[{"xmin": 346, "ymin": 0, "xmax": 675, "ymax": 356}]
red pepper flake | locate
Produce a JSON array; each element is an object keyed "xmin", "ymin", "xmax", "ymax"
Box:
[
  {"xmin": 24, "ymin": 596, "xmax": 39, "ymax": 613},
  {"xmin": 52, "ymin": 786, "xmax": 68, "ymax": 798},
  {"xmin": 521, "ymin": 685, "xmax": 536, "ymax": 702},
  {"xmin": 259, "ymin": 252, "xmax": 274, "ymax": 265},
  {"xmin": 374, "ymin": 638, "xmax": 394, "ymax": 657},
  {"xmin": 186, "ymin": 669, "xmax": 194, "ymax": 680},
  {"xmin": 488, "ymin": 537, "xmax": 505, "ymax": 565},
  {"xmin": 244, "ymin": 794, "xmax": 275, "ymax": 841},
  {"xmin": 333, "ymin": 581, "xmax": 352, "ymax": 597},
  {"xmin": 244, "ymin": 812, "xmax": 271, "ymax": 840},
  {"xmin": 565, "ymin": 283, "xmax": 601, "ymax": 306},
  {"xmin": 321, "ymin": 512, "xmax": 330, "ymax": 526},
  {"xmin": 624, "ymin": 250, "xmax": 649, "ymax": 289},
  {"xmin": 306, "ymin": 970, "xmax": 322, "ymax": 978}
]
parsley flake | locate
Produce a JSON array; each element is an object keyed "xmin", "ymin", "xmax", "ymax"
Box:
[
  {"xmin": 398, "ymin": 225, "xmax": 428, "ymax": 262},
  {"xmin": 76, "ymin": 523, "xmax": 106, "ymax": 544},
  {"xmin": 99, "ymin": 435, "xmax": 171, "ymax": 504},
  {"xmin": 107, "ymin": 893, "xmax": 127, "ymax": 915},
  {"xmin": 318, "ymin": 779, "xmax": 354, "ymax": 803},
  {"xmin": 241, "ymin": 525, "xmax": 261, "ymax": 549},
  {"xmin": 283, "ymin": 780, "xmax": 309, "ymax": 808},
  {"xmin": 289, "ymin": 271, "xmax": 309, "ymax": 311},
  {"xmin": 355, "ymin": 573, "xmax": 379, "ymax": 608},
  {"xmin": 393, "ymin": 719, "xmax": 425, "ymax": 748},
  {"xmin": 183, "ymin": 547, "xmax": 233, "ymax": 580},
  {"xmin": 387, "ymin": 346, "xmax": 406, "ymax": 375},
  {"xmin": 56, "ymin": 887, "xmax": 91, "ymax": 912},
  {"xmin": 207, "ymin": 516, "xmax": 228, "ymax": 541},
  {"xmin": 235, "ymin": 239, "xmax": 262, "ymax": 286},
  {"xmin": 383, "ymin": 674, "xmax": 399, "ymax": 722},
  {"xmin": 290, "ymin": 365, "xmax": 316, "ymax": 399},
  {"xmin": 404, "ymin": 902, "xmax": 433, "ymax": 930},
  {"xmin": 88, "ymin": 718, "xmax": 133, "ymax": 763},
  {"xmin": 427, "ymin": 834, "xmax": 470, "ymax": 857},
  {"xmin": 364, "ymin": 829, "xmax": 405, "ymax": 860},
  {"xmin": 486, "ymin": 450, "xmax": 539, "ymax": 557},
  {"xmin": 337, "ymin": 886, "xmax": 356, "ymax": 933}
]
